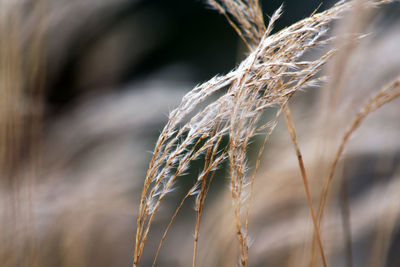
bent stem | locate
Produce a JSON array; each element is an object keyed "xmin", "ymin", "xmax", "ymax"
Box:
[
  {"xmin": 317, "ymin": 77, "xmax": 400, "ymax": 224},
  {"xmin": 311, "ymin": 77, "xmax": 400, "ymax": 266}
]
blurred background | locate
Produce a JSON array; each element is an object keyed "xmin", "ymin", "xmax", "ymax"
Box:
[{"xmin": 0, "ymin": 0, "xmax": 400, "ymax": 266}]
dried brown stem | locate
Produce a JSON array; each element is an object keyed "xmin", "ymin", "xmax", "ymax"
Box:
[
  {"xmin": 284, "ymin": 105, "xmax": 327, "ymax": 267},
  {"xmin": 317, "ymin": 77, "xmax": 400, "ymax": 225}
]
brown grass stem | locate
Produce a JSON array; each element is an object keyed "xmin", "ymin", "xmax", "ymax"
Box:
[
  {"xmin": 317, "ymin": 76, "xmax": 400, "ymax": 225},
  {"xmin": 284, "ymin": 105, "xmax": 328, "ymax": 267}
]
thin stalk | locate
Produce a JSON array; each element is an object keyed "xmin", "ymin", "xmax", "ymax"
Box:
[{"xmin": 284, "ymin": 105, "xmax": 327, "ymax": 267}]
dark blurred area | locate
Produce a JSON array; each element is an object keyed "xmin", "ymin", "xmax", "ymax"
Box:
[{"xmin": 45, "ymin": 0, "xmax": 335, "ymax": 113}]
